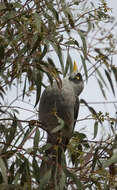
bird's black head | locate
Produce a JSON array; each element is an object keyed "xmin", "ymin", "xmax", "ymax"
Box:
[
  {"xmin": 69, "ymin": 72, "xmax": 83, "ymax": 84},
  {"xmin": 67, "ymin": 61, "xmax": 84, "ymax": 95},
  {"xmin": 69, "ymin": 72, "xmax": 84, "ymax": 96}
]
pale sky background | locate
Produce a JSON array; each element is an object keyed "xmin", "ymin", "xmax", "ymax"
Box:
[{"xmin": 6, "ymin": 0, "xmax": 117, "ymax": 143}]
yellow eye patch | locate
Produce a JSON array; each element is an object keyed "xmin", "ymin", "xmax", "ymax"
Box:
[{"xmin": 75, "ymin": 76, "xmax": 80, "ymax": 80}]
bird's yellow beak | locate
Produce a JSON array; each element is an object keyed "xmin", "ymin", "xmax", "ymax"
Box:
[{"xmin": 73, "ymin": 61, "xmax": 78, "ymax": 72}]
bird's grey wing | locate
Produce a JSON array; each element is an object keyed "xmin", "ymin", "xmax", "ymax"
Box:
[{"xmin": 73, "ymin": 97, "xmax": 80, "ymax": 130}]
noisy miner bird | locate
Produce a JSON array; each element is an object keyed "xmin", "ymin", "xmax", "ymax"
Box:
[{"xmin": 39, "ymin": 61, "xmax": 84, "ymax": 180}]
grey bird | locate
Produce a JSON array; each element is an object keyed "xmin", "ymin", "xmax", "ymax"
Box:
[{"xmin": 39, "ymin": 62, "xmax": 84, "ymax": 183}]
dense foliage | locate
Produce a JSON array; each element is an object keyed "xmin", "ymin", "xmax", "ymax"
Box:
[{"xmin": 0, "ymin": 0, "xmax": 117, "ymax": 189}]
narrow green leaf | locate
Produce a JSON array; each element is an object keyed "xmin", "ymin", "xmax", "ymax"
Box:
[
  {"xmin": 33, "ymin": 127, "xmax": 40, "ymax": 154},
  {"xmin": 105, "ymin": 69, "xmax": 115, "ymax": 96},
  {"xmin": 87, "ymin": 19, "xmax": 92, "ymax": 33},
  {"xmin": 47, "ymin": 4, "xmax": 59, "ymax": 22},
  {"xmin": 111, "ymin": 66, "xmax": 117, "ymax": 82},
  {"xmin": 62, "ymin": 17, "xmax": 70, "ymax": 33},
  {"xmin": 57, "ymin": 45, "xmax": 64, "ymax": 74},
  {"xmin": 74, "ymin": 40, "xmax": 79, "ymax": 47},
  {"xmin": 52, "ymin": 8, "xmax": 59, "ymax": 21},
  {"xmin": 78, "ymin": 30, "xmax": 87, "ymax": 57},
  {"xmin": 18, "ymin": 127, "xmax": 34, "ymax": 147},
  {"xmin": 69, "ymin": 54, "xmax": 73, "ymax": 75},
  {"xmin": 4, "ymin": 115, "xmax": 17, "ymax": 151},
  {"xmin": 80, "ymin": 54, "xmax": 88, "ymax": 81},
  {"xmin": 13, "ymin": 2, "xmax": 23, "ymax": 8},
  {"xmin": 80, "ymin": 99, "xmax": 97, "ymax": 115},
  {"xmin": 64, "ymin": 52, "xmax": 72, "ymax": 77},
  {"xmin": 22, "ymin": 76, "xmax": 27, "ymax": 100},
  {"xmin": 65, "ymin": 40, "xmax": 75, "ymax": 46},
  {"xmin": 96, "ymin": 69, "xmax": 108, "ymax": 89},
  {"xmin": 47, "ymin": 57, "xmax": 55, "ymax": 67},
  {"xmin": 32, "ymin": 158, "xmax": 40, "ymax": 183},
  {"xmin": 51, "ymin": 42, "xmax": 64, "ymax": 73},
  {"xmin": 39, "ymin": 44, "xmax": 48, "ymax": 61},
  {"xmin": 34, "ymin": 71, "xmax": 42, "ymax": 107},
  {"xmin": 97, "ymin": 79, "xmax": 107, "ymax": 99},
  {"xmin": 67, "ymin": 13, "xmax": 74, "ymax": 28},
  {"xmin": 93, "ymin": 121, "xmax": 98, "ymax": 139},
  {"xmin": 92, "ymin": 147, "xmax": 98, "ymax": 171},
  {"xmin": 14, "ymin": 127, "xmax": 25, "ymax": 146},
  {"xmin": 0, "ymin": 45, "xmax": 5, "ymax": 59},
  {"xmin": 30, "ymin": 34, "xmax": 42, "ymax": 55},
  {"xmin": 65, "ymin": 169, "xmax": 84, "ymax": 190},
  {"xmin": 64, "ymin": 7, "xmax": 74, "ymax": 28},
  {"xmin": 34, "ymin": 12, "xmax": 41, "ymax": 33},
  {"xmin": 90, "ymin": 177, "xmax": 102, "ymax": 189},
  {"xmin": 46, "ymin": 72, "xmax": 53, "ymax": 86},
  {"xmin": 89, "ymin": 106, "xmax": 97, "ymax": 116},
  {"xmin": 34, "ymin": 128, "xmax": 40, "ymax": 147},
  {"xmin": 73, "ymin": 131, "xmax": 86, "ymax": 140}
]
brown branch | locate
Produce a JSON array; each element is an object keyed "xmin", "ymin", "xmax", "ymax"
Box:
[
  {"xmin": 0, "ymin": 105, "xmax": 36, "ymax": 114},
  {"xmin": 0, "ymin": 141, "xmax": 43, "ymax": 160},
  {"xmin": 0, "ymin": 118, "xmax": 52, "ymax": 137}
]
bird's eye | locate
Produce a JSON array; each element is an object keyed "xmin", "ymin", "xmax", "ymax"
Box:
[
  {"xmin": 75, "ymin": 73, "xmax": 81, "ymax": 80},
  {"xmin": 76, "ymin": 76, "xmax": 80, "ymax": 80}
]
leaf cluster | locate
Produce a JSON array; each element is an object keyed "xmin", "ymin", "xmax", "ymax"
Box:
[{"xmin": 0, "ymin": 0, "xmax": 117, "ymax": 189}]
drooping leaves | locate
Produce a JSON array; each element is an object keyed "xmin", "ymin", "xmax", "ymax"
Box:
[
  {"xmin": 105, "ymin": 69, "xmax": 115, "ymax": 96},
  {"xmin": 97, "ymin": 78, "xmax": 107, "ymax": 99},
  {"xmin": 65, "ymin": 169, "xmax": 84, "ymax": 190},
  {"xmin": 80, "ymin": 99, "xmax": 97, "ymax": 116},
  {"xmin": 64, "ymin": 52, "xmax": 73, "ymax": 77},
  {"xmin": 78, "ymin": 30, "xmax": 87, "ymax": 57},
  {"xmin": 0, "ymin": 0, "xmax": 116, "ymax": 189},
  {"xmin": 111, "ymin": 65, "xmax": 117, "ymax": 83}
]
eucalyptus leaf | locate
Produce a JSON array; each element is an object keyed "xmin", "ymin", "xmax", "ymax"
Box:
[
  {"xmin": 80, "ymin": 54, "xmax": 88, "ymax": 81},
  {"xmin": 64, "ymin": 52, "xmax": 72, "ymax": 77},
  {"xmin": 34, "ymin": 71, "xmax": 43, "ymax": 107},
  {"xmin": 93, "ymin": 121, "xmax": 98, "ymax": 139},
  {"xmin": 34, "ymin": 12, "xmax": 42, "ymax": 33},
  {"xmin": 105, "ymin": 69, "xmax": 115, "ymax": 96},
  {"xmin": 97, "ymin": 79, "xmax": 107, "ymax": 99},
  {"xmin": 96, "ymin": 69, "xmax": 108, "ymax": 89},
  {"xmin": 65, "ymin": 169, "xmax": 84, "ymax": 190},
  {"xmin": 111, "ymin": 66, "xmax": 117, "ymax": 82},
  {"xmin": 22, "ymin": 76, "xmax": 27, "ymax": 100},
  {"xmin": 33, "ymin": 127, "xmax": 40, "ymax": 154},
  {"xmin": 78, "ymin": 30, "xmax": 87, "ymax": 57}
]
